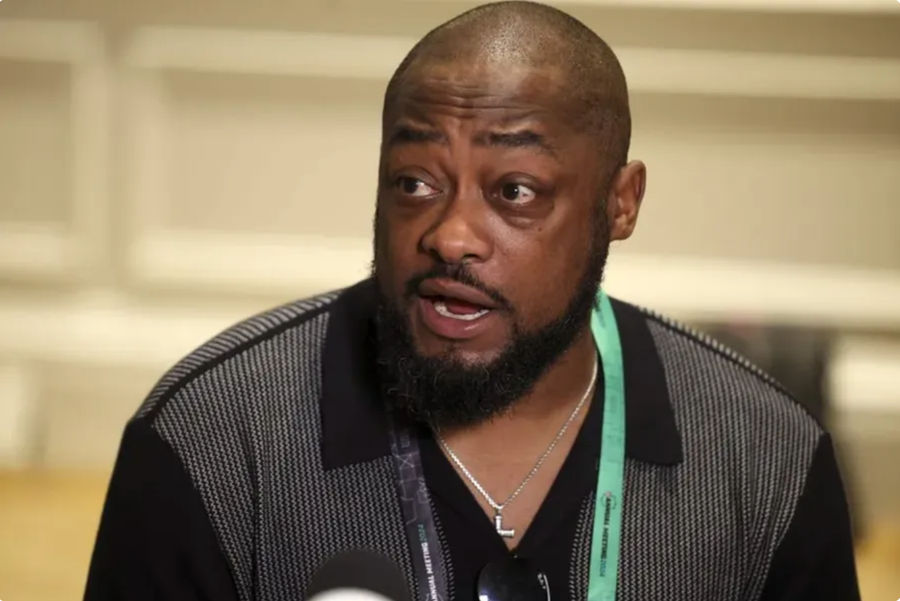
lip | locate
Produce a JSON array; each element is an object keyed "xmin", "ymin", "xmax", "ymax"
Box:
[
  {"xmin": 417, "ymin": 278, "xmax": 499, "ymax": 310},
  {"xmin": 416, "ymin": 295, "xmax": 497, "ymax": 341}
]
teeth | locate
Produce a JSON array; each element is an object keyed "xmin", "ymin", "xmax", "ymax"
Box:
[{"xmin": 434, "ymin": 300, "xmax": 490, "ymax": 321}]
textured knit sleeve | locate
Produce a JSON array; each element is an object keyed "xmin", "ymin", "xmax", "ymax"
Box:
[
  {"xmin": 758, "ymin": 433, "xmax": 860, "ymax": 601},
  {"xmin": 83, "ymin": 417, "xmax": 240, "ymax": 601}
]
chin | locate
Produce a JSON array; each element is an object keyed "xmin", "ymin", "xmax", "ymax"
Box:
[
  {"xmin": 409, "ymin": 317, "xmax": 510, "ymax": 362},
  {"xmin": 411, "ymin": 335, "xmax": 505, "ymax": 366}
]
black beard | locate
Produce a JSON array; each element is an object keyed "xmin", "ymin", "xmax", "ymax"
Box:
[{"xmin": 373, "ymin": 219, "xmax": 609, "ymax": 429}]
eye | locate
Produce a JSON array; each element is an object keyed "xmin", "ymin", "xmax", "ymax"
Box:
[
  {"xmin": 394, "ymin": 176, "xmax": 438, "ymax": 198},
  {"xmin": 499, "ymin": 182, "xmax": 537, "ymax": 204}
]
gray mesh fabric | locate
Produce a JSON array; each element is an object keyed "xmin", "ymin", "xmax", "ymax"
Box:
[
  {"xmin": 138, "ymin": 293, "xmax": 414, "ymax": 601},
  {"xmin": 134, "ymin": 289, "xmax": 823, "ymax": 601},
  {"xmin": 136, "ymin": 293, "xmax": 338, "ymax": 420},
  {"xmin": 569, "ymin": 314, "xmax": 822, "ymax": 601}
]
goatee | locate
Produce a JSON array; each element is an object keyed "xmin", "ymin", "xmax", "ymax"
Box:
[{"xmin": 373, "ymin": 227, "xmax": 608, "ymax": 429}]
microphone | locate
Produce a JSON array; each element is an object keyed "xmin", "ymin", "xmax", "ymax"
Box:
[{"xmin": 307, "ymin": 551, "xmax": 412, "ymax": 601}]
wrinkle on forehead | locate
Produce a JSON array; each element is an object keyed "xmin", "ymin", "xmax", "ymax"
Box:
[{"xmin": 387, "ymin": 63, "xmax": 573, "ymax": 127}]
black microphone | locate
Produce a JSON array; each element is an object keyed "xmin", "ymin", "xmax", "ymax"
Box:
[{"xmin": 307, "ymin": 551, "xmax": 412, "ymax": 601}]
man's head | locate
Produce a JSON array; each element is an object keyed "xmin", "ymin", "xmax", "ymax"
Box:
[{"xmin": 371, "ymin": 1, "xmax": 646, "ymax": 427}]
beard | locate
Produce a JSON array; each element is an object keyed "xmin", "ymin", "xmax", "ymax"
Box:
[{"xmin": 372, "ymin": 210, "xmax": 610, "ymax": 429}]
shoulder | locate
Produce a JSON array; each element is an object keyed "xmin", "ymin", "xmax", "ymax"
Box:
[
  {"xmin": 134, "ymin": 288, "xmax": 342, "ymax": 427},
  {"xmin": 111, "ymin": 282, "xmax": 388, "ymax": 601},
  {"xmin": 630, "ymin": 302, "xmax": 824, "ymax": 465}
]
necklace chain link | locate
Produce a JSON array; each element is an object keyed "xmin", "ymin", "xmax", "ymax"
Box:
[{"xmin": 435, "ymin": 356, "xmax": 598, "ymax": 518}]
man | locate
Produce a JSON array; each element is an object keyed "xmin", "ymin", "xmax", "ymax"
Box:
[{"xmin": 84, "ymin": 2, "xmax": 859, "ymax": 600}]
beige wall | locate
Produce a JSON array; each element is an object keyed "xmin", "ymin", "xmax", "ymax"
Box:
[{"xmin": 0, "ymin": 0, "xmax": 898, "ymax": 525}]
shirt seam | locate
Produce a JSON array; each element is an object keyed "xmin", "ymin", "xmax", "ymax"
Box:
[
  {"xmin": 142, "ymin": 301, "xmax": 333, "ymax": 424},
  {"xmin": 637, "ymin": 306, "xmax": 826, "ymax": 431},
  {"xmin": 136, "ymin": 416, "xmax": 245, "ymax": 601}
]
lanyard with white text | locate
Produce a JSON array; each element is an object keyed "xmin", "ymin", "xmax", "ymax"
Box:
[
  {"xmin": 387, "ymin": 414, "xmax": 449, "ymax": 601},
  {"xmin": 587, "ymin": 291, "xmax": 626, "ymax": 601}
]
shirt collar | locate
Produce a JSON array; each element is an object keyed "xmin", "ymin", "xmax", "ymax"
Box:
[{"xmin": 320, "ymin": 278, "xmax": 682, "ymax": 470}]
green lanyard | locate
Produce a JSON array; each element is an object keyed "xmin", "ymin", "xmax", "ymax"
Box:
[{"xmin": 587, "ymin": 291, "xmax": 626, "ymax": 600}]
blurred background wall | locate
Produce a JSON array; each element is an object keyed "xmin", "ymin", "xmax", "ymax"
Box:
[{"xmin": 0, "ymin": 0, "xmax": 898, "ymax": 599}]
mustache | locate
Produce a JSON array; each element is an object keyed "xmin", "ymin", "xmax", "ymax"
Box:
[{"xmin": 404, "ymin": 263, "xmax": 513, "ymax": 312}]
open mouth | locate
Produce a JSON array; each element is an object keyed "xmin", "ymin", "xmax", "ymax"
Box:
[
  {"xmin": 415, "ymin": 278, "xmax": 501, "ymax": 340},
  {"xmin": 427, "ymin": 295, "xmax": 492, "ymax": 321}
]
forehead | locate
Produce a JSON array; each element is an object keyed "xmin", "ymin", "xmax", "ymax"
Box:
[{"xmin": 386, "ymin": 61, "xmax": 581, "ymax": 134}]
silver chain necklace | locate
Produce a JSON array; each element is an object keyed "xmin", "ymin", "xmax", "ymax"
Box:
[{"xmin": 434, "ymin": 356, "xmax": 598, "ymax": 539}]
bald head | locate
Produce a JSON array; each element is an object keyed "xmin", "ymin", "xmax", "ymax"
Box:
[
  {"xmin": 372, "ymin": 3, "xmax": 648, "ymax": 426},
  {"xmin": 383, "ymin": 1, "xmax": 631, "ymax": 174}
]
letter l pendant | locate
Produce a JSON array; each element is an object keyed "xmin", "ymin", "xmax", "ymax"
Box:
[{"xmin": 494, "ymin": 511, "xmax": 516, "ymax": 538}]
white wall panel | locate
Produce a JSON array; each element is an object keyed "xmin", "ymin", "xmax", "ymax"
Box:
[
  {"xmin": 626, "ymin": 94, "xmax": 900, "ymax": 270},
  {"xmin": 161, "ymin": 72, "xmax": 381, "ymax": 237},
  {"xmin": 0, "ymin": 60, "xmax": 72, "ymax": 224},
  {"xmin": 0, "ymin": 20, "xmax": 110, "ymax": 283},
  {"xmin": 121, "ymin": 30, "xmax": 390, "ymax": 293}
]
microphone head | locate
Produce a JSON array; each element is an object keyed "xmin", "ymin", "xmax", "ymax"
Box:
[
  {"xmin": 307, "ymin": 550, "xmax": 412, "ymax": 601},
  {"xmin": 308, "ymin": 591, "xmax": 394, "ymax": 601}
]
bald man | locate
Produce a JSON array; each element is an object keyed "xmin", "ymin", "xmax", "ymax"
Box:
[{"xmin": 85, "ymin": 3, "xmax": 859, "ymax": 600}]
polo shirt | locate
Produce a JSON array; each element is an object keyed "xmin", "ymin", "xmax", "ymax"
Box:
[{"xmin": 83, "ymin": 278, "xmax": 860, "ymax": 601}]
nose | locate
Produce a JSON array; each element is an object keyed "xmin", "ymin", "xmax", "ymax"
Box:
[{"xmin": 420, "ymin": 186, "xmax": 492, "ymax": 265}]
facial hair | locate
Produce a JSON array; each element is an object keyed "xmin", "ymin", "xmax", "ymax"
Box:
[{"xmin": 372, "ymin": 209, "xmax": 609, "ymax": 429}]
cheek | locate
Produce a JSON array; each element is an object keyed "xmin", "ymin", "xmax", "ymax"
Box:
[{"xmin": 497, "ymin": 225, "xmax": 591, "ymax": 327}]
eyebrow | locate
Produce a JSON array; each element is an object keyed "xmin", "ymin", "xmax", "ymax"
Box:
[
  {"xmin": 386, "ymin": 124, "xmax": 558, "ymax": 159},
  {"xmin": 478, "ymin": 130, "xmax": 558, "ymax": 158},
  {"xmin": 388, "ymin": 125, "xmax": 447, "ymax": 148}
]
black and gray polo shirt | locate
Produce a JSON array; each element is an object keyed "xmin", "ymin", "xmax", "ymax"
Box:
[{"xmin": 84, "ymin": 278, "xmax": 859, "ymax": 601}]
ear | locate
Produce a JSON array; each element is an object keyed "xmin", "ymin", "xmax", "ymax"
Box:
[{"xmin": 606, "ymin": 160, "xmax": 646, "ymax": 242}]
